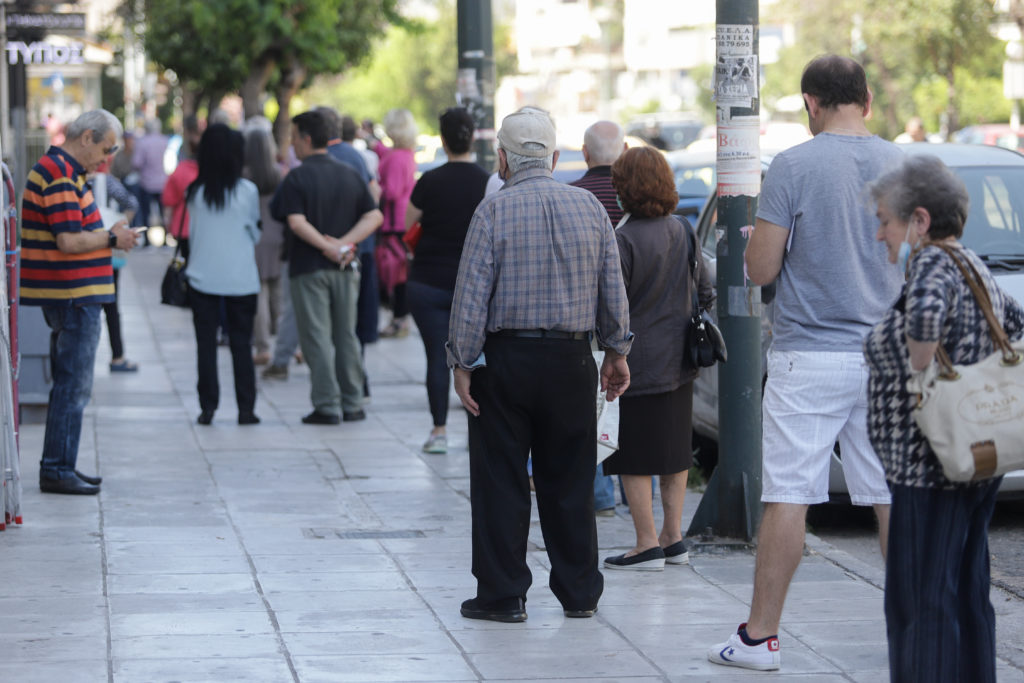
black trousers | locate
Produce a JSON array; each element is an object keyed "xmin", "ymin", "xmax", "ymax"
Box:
[
  {"xmin": 189, "ymin": 287, "xmax": 257, "ymax": 415},
  {"xmin": 406, "ymin": 280, "xmax": 454, "ymax": 427},
  {"xmin": 467, "ymin": 335, "xmax": 602, "ymax": 611},
  {"xmin": 102, "ymin": 269, "xmax": 124, "ymax": 359}
]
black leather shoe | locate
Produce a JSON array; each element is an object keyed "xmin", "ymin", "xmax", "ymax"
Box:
[
  {"xmin": 302, "ymin": 410, "xmax": 340, "ymax": 425},
  {"xmin": 342, "ymin": 409, "xmax": 366, "ymax": 422},
  {"xmin": 564, "ymin": 606, "xmax": 598, "ymax": 618},
  {"xmin": 238, "ymin": 413, "xmax": 261, "ymax": 425},
  {"xmin": 460, "ymin": 597, "xmax": 527, "ymax": 623},
  {"xmin": 74, "ymin": 470, "xmax": 102, "ymax": 486},
  {"xmin": 40, "ymin": 476, "xmax": 99, "ymax": 495},
  {"xmin": 197, "ymin": 411, "xmax": 214, "ymax": 425}
]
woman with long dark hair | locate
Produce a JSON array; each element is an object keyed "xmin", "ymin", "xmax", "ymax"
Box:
[
  {"xmin": 184, "ymin": 123, "xmax": 262, "ymax": 425},
  {"xmin": 404, "ymin": 107, "xmax": 489, "ymax": 453}
]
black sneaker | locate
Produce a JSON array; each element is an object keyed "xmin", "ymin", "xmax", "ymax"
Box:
[
  {"xmin": 460, "ymin": 597, "xmax": 527, "ymax": 623},
  {"xmin": 663, "ymin": 540, "xmax": 690, "ymax": 565},
  {"xmin": 302, "ymin": 411, "xmax": 340, "ymax": 425},
  {"xmin": 603, "ymin": 546, "xmax": 666, "ymax": 571},
  {"xmin": 342, "ymin": 409, "xmax": 366, "ymax": 422}
]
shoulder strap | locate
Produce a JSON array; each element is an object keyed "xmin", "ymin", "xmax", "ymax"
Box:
[{"xmin": 927, "ymin": 242, "xmax": 1018, "ymax": 369}]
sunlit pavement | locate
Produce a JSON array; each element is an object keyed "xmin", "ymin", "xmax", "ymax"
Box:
[{"xmin": 2, "ymin": 248, "xmax": 1022, "ymax": 682}]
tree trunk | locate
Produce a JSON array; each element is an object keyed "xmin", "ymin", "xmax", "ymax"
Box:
[
  {"xmin": 240, "ymin": 57, "xmax": 276, "ymax": 121},
  {"xmin": 272, "ymin": 57, "xmax": 308, "ymax": 157}
]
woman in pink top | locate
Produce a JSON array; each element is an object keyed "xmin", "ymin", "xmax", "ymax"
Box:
[
  {"xmin": 374, "ymin": 108, "xmax": 418, "ymax": 337},
  {"xmin": 162, "ymin": 118, "xmax": 202, "ymax": 257}
]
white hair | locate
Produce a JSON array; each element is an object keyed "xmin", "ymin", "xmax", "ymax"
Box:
[
  {"xmin": 384, "ymin": 108, "xmax": 418, "ymax": 149},
  {"xmin": 583, "ymin": 121, "xmax": 624, "ymax": 166},
  {"xmin": 66, "ymin": 109, "xmax": 123, "ymax": 144},
  {"xmin": 504, "ymin": 145, "xmax": 554, "ymax": 175}
]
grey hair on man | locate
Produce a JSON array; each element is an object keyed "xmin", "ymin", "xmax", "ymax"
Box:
[
  {"xmin": 583, "ymin": 120, "xmax": 624, "ymax": 167},
  {"xmin": 65, "ymin": 109, "xmax": 123, "ymax": 145}
]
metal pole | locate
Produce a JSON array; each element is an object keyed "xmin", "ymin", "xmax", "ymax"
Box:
[
  {"xmin": 0, "ymin": 1, "xmax": 11, "ymax": 164},
  {"xmin": 456, "ymin": 0, "xmax": 495, "ymax": 173},
  {"xmin": 687, "ymin": 0, "xmax": 763, "ymax": 542}
]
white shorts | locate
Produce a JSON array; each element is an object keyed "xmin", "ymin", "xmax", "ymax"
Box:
[{"xmin": 761, "ymin": 349, "xmax": 890, "ymax": 506}]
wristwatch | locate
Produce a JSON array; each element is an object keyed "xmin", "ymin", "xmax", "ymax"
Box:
[{"xmin": 108, "ymin": 231, "xmax": 117, "ymax": 248}]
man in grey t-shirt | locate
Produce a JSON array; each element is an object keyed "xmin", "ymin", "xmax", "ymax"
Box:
[{"xmin": 708, "ymin": 55, "xmax": 902, "ymax": 672}]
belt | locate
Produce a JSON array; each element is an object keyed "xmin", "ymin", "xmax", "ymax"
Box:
[{"xmin": 492, "ymin": 329, "xmax": 589, "ymax": 341}]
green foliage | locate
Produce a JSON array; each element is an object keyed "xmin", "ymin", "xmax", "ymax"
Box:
[
  {"xmin": 304, "ymin": 1, "xmax": 510, "ymax": 135},
  {"xmin": 762, "ymin": 0, "xmax": 1005, "ymax": 139},
  {"xmin": 142, "ymin": 0, "xmax": 401, "ymax": 112}
]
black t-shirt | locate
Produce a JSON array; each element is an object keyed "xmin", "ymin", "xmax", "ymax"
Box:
[
  {"xmin": 408, "ymin": 161, "xmax": 489, "ymax": 290},
  {"xmin": 271, "ymin": 154, "xmax": 377, "ymax": 277}
]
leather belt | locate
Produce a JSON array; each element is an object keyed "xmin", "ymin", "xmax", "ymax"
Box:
[{"xmin": 492, "ymin": 329, "xmax": 589, "ymax": 341}]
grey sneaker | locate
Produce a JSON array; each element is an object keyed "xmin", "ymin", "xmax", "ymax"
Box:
[
  {"xmin": 262, "ymin": 364, "xmax": 288, "ymax": 380},
  {"xmin": 422, "ymin": 434, "xmax": 447, "ymax": 454}
]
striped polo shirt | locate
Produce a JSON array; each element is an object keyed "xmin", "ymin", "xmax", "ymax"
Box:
[
  {"xmin": 569, "ymin": 165, "xmax": 624, "ymax": 225},
  {"xmin": 20, "ymin": 146, "xmax": 114, "ymax": 306}
]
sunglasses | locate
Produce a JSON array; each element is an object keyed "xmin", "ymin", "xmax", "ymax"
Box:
[{"xmin": 102, "ymin": 144, "xmax": 120, "ymax": 156}]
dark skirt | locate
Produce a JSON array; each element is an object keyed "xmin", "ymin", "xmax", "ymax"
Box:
[{"xmin": 602, "ymin": 382, "xmax": 694, "ymax": 476}]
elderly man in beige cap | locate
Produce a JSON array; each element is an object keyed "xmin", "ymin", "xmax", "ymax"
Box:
[{"xmin": 446, "ymin": 107, "xmax": 633, "ymax": 623}]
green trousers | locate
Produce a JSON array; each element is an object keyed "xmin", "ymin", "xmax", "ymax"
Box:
[{"xmin": 289, "ymin": 267, "xmax": 364, "ymax": 414}]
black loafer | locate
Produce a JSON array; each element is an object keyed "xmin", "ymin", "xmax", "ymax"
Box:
[
  {"xmin": 564, "ymin": 606, "xmax": 598, "ymax": 618},
  {"xmin": 197, "ymin": 411, "xmax": 214, "ymax": 425},
  {"xmin": 40, "ymin": 476, "xmax": 99, "ymax": 495},
  {"xmin": 302, "ymin": 411, "xmax": 340, "ymax": 425},
  {"xmin": 74, "ymin": 470, "xmax": 102, "ymax": 486},
  {"xmin": 603, "ymin": 546, "xmax": 665, "ymax": 571},
  {"xmin": 238, "ymin": 413, "xmax": 261, "ymax": 425},
  {"xmin": 342, "ymin": 409, "xmax": 366, "ymax": 422},
  {"xmin": 460, "ymin": 597, "xmax": 527, "ymax": 623}
]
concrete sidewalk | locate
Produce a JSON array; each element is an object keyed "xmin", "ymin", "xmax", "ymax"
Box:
[{"xmin": 2, "ymin": 248, "xmax": 1022, "ymax": 682}]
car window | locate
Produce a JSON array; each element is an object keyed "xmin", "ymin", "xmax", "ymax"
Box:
[
  {"xmin": 956, "ymin": 167, "xmax": 1024, "ymax": 254},
  {"xmin": 675, "ymin": 164, "xmax": 715, "ymax": 198}
]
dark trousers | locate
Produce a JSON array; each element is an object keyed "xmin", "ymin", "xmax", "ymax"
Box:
[
  {"xmin": 356, "ymin": 248, "xmax": 379, "ymax": 345},
  {"xmin": 189, "ymin": 287, "xmax": 257, "ymax": 415},
  {"xmin": 102, "ymin": 269, "xmax": 124, "ymax": 359},
  {"xmin": 406, "ymin": 280, "xmax": 453, "ymax": 427},
  {"xmin": 467, "ymin": 335, "xmax": 602, "ymax": 611},
  {"xmin": 885, "ymin": 480, "xmax": 1001, "ymax": 683}
]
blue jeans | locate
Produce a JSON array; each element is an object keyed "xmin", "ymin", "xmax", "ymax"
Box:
[
  {"xmin": 40, "ymin": 305, "xmax": 102, "ymax": 480},
  {"xmin": 885, "ymin": 480, "xmax": 1001, "ymax": 683},
  {"xmin": 594, "ymin": 470, "xmax": 615, "ymax": 510}
]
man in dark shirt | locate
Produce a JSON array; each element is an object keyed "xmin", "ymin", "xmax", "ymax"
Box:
[
  {"xmin": 270, "ymin": 111, "xmax": 382, "ymax": 424},
  {"xmin": 570, "ymin": 120, "xmax": 627, "ymax": 516},
  {"xmin": 570, "ymin": 120, "xmax": 626, "ymax": 225}
]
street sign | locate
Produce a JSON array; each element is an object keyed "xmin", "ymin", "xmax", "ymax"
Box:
[{"xmin": 6, "ymin": 12, "xmax": 86, "ymax": 35}]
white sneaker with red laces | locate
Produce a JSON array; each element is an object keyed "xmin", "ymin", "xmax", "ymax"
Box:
[{"xmin": 708, "ymin": 624, "xmax": 781, "ymax": 671}]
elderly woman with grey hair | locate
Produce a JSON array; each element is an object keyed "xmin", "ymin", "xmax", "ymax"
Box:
[
  {"xmin": 864, "ymin": 154, "xmax": 1024, "ymax": 683},
  {"xmin": 374, "ymin": 108, "xmax": 418, "ymax": 337}
]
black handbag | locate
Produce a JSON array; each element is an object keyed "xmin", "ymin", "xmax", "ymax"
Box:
[
  {"xmin": 160, "ymin": 210, "xmax": 189, "ymax": 308},
  {"xmin": 685, "ymin": 223, "xmax": 726, "ymax": 367}
]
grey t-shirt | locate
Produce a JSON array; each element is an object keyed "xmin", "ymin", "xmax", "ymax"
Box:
[{"xmin": 757, "ymin": 133, "xmax": 904, "ymax": 351}]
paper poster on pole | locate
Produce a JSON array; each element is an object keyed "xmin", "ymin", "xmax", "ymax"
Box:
[
  {"xmin": 715, "ymin": 24, "xmax": 758, "ymax": 113},
  {"xmin": 717, "ymin": 118, "xmax": 761, "ymax": 197}
]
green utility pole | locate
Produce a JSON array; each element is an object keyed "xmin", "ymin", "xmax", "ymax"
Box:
[
  {"xmin": 456, "ymin": 0, "xmax": 496, "ymax": 173},
  {"xmin": 687, "ymin": 0, "xmax": 764, "ymax": 542}
]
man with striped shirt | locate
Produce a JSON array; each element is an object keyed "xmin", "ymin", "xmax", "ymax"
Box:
[{"xmin": 21, "ymin": 109, "xmax": 138, "ymax": 495}]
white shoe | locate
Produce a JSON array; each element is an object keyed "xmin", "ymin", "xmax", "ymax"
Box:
[{"xmin": 708, "ymin": 625, "xmax": 780, "ymax": 671}]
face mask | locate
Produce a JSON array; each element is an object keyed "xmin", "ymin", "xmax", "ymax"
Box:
[
  {"xmin": 616, "ymin": 195, "xmax": 624, "ymax": 213},
  {"xmin": 896, "ymin": 219, "xmax": 916, "ymax": 274}
]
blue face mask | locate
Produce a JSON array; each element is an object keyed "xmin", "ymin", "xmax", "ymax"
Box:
[
  {"xmin": 896, "ymin": 220, "xmax": 916, "ymax": 275},
  {"xmin": 616, "ymin": 195, "xmax": 624, "ymax": 213}
]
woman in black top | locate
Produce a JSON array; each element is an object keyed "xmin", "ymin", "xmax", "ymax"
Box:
[{"xmin": 404, "ymin": 108, "xmax": 490, "ymax": 454}]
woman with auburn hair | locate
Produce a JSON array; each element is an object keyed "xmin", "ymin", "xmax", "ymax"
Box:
[{"xmin": 602, "ymin": 146, "xmax": 715, "ymax": 571}]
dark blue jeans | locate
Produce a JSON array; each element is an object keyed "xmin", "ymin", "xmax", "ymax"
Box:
[
  {"xmin": 885, "ymin": 480, "xmax": 1001, "ymax": 683},
  {"xmin": 406, "ymin": 280, "xmax": 453, "ymax": 427},
  {"xmin": 40, "ymin": 304, "xmax": 102, "ymax": 480}
]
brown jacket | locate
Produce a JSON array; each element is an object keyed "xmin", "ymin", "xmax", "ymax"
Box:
[{"xmin": 615, "ymin": 214, "xmax": 714, "ymax": 396}]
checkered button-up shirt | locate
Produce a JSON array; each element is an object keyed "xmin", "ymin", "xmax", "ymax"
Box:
[{"xmin": 447, "ymin": 167, "xmax": 633, "ymax": 370}]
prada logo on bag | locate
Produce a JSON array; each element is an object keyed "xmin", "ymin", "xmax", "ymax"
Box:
[{"xmin": 957, "ymin": 382, "xmax": 1024, "ymax": 425}]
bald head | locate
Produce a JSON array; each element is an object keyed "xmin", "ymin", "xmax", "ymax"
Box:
[{"xmin": 582, "ymin": 121, "xmax": 625, "ymax": 168}]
